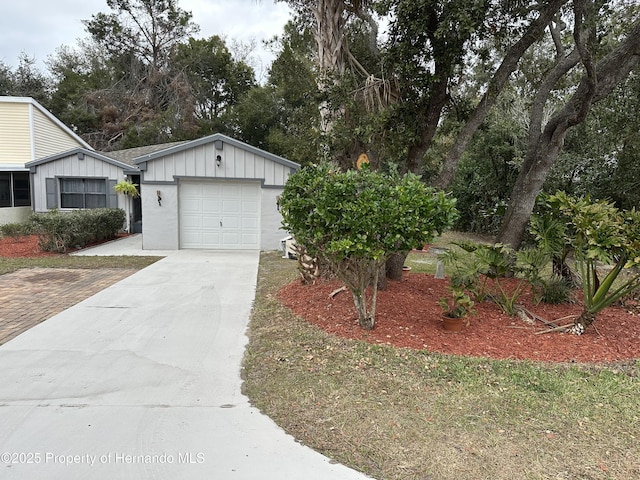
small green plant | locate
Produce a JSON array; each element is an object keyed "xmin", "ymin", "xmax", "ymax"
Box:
[
  {"xmin": 530, "ymin": 195, "xmax": 580, "ymax": 287},
  {"xmin": 440, "ymin": 242, "xmax": 491, "ymax": 301},
  {"xmin": 114, "ymin": 180, "xmax": 140, "ymax": 197},
  {"xmin": 537, "ymin": 276, "xmax": 574, "ymax": 304},
  {"xmin": 439, "ymin": 287, "xmax": 475, "ymax": 322},
  {"xmin": 443, "ymin": 242, "xmax": 550, "ymax": 315}
]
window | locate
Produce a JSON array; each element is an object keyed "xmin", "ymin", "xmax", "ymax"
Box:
[
  {"xmin": 0, "ymin": 172, "xmax": 31, "ymax": 208},
  {"xmin": 60, "ymin": 178, "xmax": 107, "ymax": 209}
]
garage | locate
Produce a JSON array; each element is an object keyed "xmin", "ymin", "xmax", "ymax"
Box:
[
  {"xmin": 136, "ymin": 133, "xmax": 299, "ymax": 251},
  {"xmin": 179, "ymin": 180, "xmax": 260, "ymax": 249}
]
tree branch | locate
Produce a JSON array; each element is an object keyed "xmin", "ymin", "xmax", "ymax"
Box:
[{"xmin": 431, "ymin": 0, "xmax": 569, "ymax": 189}]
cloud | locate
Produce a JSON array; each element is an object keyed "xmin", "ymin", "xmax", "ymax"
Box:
[{"xmin": 0, "ymin": 0, "xmax": 291, "ymax": 74}]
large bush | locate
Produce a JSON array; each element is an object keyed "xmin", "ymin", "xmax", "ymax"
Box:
[
  {"xmin": 279, "ymin": 163, "xmax": 458, "ymax": 329},
  {"xmin": 31, "ymin": 209, "xmax": 126, "ymax": 253}
]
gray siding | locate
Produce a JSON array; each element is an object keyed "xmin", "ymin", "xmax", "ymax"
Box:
[
  {"xmin": 142, "ymin": 142, "xmax": 292, "ymax": 186},
  {"xmin": 31, "ymin": 153, "xmax": 127, "ymax": 212}
]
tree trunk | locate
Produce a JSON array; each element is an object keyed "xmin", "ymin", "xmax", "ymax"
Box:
[
  {"xmin": 405, "ymin": 77, "xmax": 448, "ymax": 175},
  {"xmin": 386, "ymin": 251, "xmax": 409, "ymax": 281},
  {"xmin": 431, "ymin": 0, "xmax": 568, "ymax": 189},
  {"xmin": 498, "ymin": 17, "xmax": 640, "ymax": 248},
  {"xmin": 353, "ymin": 265, "xmax": 379, "ymax": 330},
  {"xmin": 293, "ymin": 244, "xmax": 320, "ymax": 284},
  {"xmin": 498, "ymin": 140, "xmax": 563, "ymax": 248},
  {"xmin": 353, "ymin": 292, "xmax": 374, "ymax": 329},
  {"xmin": 570, "ymin": 309, "xmax": 596, "ymax": 335},
  {"xmin": 376, "ymin": 262, "xmax": 387, "ymax": 290},
  {"xmin": 313, "ymin": 0, "xmax": 346, "ymax": 135},
  {"xmin": 553, "ymin": 255, "xmax": 580, "ymax": 287}
]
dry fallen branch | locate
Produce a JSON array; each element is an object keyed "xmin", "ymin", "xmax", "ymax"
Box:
[
  {"xmin": 329, "ymin": 286, "xmax": 347, "ymax": 298},
  {"xmin": 534, "ymin": 323, "xmax": 576, "ymax": 335},
  {"xmin": 519, "ymin": 307, "xmax": 558, "ymax": 328}
]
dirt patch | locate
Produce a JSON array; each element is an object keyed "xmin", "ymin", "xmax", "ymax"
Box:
[{"xmin": 278, "ymin": 273, "xmax": 640, "ymax": 364}]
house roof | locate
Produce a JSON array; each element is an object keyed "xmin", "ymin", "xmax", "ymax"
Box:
[
  {"xmin": 0, "ymin": 96, "xmax": 93, "ymax": 151},
  {"xmin": 25, "ymin": 147, "xmax": 138, "ymax": 172},
  {"xmin": 25, "ymin": 134, "xmax": 300, "ymax": 174},
  {"xmin": 102, "ymin": 141, "xmax": 189, "ymax": 166},
  {"xmin": 133, "ymin": 133, "xmax": 301, "ymax": 171}
]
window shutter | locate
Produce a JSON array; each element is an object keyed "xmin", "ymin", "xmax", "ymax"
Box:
[
  {"xmin": 46, "ymin": 178, "xmax": 58, "ymax": 209},
  {"xmin": 108, "ymin": 180, "xmax": 118, "ymax": 208}
]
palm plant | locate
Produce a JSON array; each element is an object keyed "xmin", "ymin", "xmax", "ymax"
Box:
[{"xmin": 547, "ymin": 192, "xmax": 640, "ymax": 334}]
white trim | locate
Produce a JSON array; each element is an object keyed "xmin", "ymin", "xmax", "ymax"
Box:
[
  {"xmin": 28, "ymin": 103, "xmax": 35, "ymax": 161},
  {"xmin": 0, "ymin": 164, "xmax": 29, "ymax": 171}
]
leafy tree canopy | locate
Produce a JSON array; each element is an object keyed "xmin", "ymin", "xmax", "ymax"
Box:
[{"xmin": 83, "ymin": 0, "xmax": 199, "ymax": 69}]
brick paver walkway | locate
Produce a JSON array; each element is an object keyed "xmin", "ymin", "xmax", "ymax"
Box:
[{"xmin": 0, "ymin": 268, "xmax": 137, "ymax": 346}]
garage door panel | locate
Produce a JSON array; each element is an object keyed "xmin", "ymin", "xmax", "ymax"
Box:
[
  {"xmin": 202, "ymin": 198, "xmax": 221, "ymax": 212},
  {"xmin": 181, "ymin": 198, "xmax": 202, "ymax": 213},
  {"xmin": 222, "ymin": 184, "xmax": 242, "ymax": 196},
  {"xmin": 182, "ymin": 183, "xmax": 202, "ymax": 196},
  {"xmin": 180, "ymin": 180, "xmax": 260, "ymax": 249},
  {"xmin": 181, "ymin": 214, "xmax": 202, "ymax": 228},
  {"xmin": 181, "ymin": 231, "xmax": 202, "ymax": 247},
  {"xmin": 222, "ymin": 232, "xmax": 240, "ymax": 244},
  {"xmin": 222, "ymin": 216, "xmax": 240, "ymax": 229},
  {"xmin": 201, "ymin": 183, "xmax": 218, "ymax": 196},
  {"xmin": 222, "ymin": 200, "xmax": 241, "ymax": 214},
  {"xmin": 202, "ymin": 215, "xmax": 220, "ymax": 228},
  {"xmin": 242, "ymin": 200, "xmax": 259, "ymax": 213},
  {"xmin": 202, "ymin": 232, "xmax": 221, "ymax": 245}
]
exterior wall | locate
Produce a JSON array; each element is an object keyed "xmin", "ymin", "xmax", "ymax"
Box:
[
  {"xmin": 0, "ymin": 102, "xmax": 32, "ymax": 166},
  {"xmin": 260, "ymin": 187, "xmax": 288, "ymax": 251},
  {"xmin": 32, "ymin": 108, "xmax": 86, "ymax": 160},
  {"xmin": 142, "ymin": 142, "xmax": 292, "ymax": 186},
  {"xmin": 0, "ymin": 206, "xmax": 31, "ymax": 224},
  {"xmin": 140, "ymin": 138, "xmax": 296, "ymax": 251},
  {"xmin": 140, "ymin": 183, "xmax": 179, "ymax": 250},
  {"xmin": 30, "ymin": 153, "xmax": 127, "ymax": 212}
]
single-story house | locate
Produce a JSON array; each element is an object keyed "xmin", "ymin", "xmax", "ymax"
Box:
[
  {"xmin": 26, "ymin": 133, "xmax": 300, "ymax": 251},
  {"xmin": 0, "ymin": 96, "xmax": 91, "ymax": 224}
]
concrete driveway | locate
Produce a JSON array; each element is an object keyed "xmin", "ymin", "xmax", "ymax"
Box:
[{"xmin": 0, "ymin": 242, "xmax": 371, "ymax": 479}]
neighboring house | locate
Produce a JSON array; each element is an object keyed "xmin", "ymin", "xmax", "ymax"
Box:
[
  {"xmin": 27, "ymin": 134, "xmax": 300, "ymax": 250},
  {"xmin": 0, "ymin": 96, "xmax": 91, "ymax": 224}
]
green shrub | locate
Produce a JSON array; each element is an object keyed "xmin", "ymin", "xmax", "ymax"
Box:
[
  {"xmin": 279, "ymin": 163, "xmax": 458, "ymax": 330},
  {"xmin": 442, "ymin": 242, "xmax": 551, "ymax": 315},
  {"xmin": 0, "ymin": 221, "xmax": 35, "ymax": 238},
  {"xmin": 31, "ymin": 209, "xmax": 126, "ymax": 253},
  {"xmin": 537, "ymin": 276, "xmax": 574, "ymax": 305}
]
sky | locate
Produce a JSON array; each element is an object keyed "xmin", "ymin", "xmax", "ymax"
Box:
[{"xmin": 0, "ymin": 0, "xmax": 293, "ymax": 79}]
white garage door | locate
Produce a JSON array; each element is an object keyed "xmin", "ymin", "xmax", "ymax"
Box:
[{"xmin": 179, "ymin": 181, "xmax": 260, "ymax": 249}]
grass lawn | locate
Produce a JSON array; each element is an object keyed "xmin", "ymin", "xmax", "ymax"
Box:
[
  {"xmin": 243, "ymin": 251, "xmax": 640, "ymax": 480},
  {"xmin": 0, "ymin": 256, "xmax": 161, "ymax": 275}
]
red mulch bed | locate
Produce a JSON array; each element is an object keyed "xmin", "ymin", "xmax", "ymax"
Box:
[
  {"xmin": 278, "ymin": 271, "xmax": 640, "ymax": 364},
  {"xmin": 0, "ymin": 234, "xmax": 130, "ymax": 258},
  {"xmin": 0, "ymin": 235, "xmax": 58, "ymax": 258}
]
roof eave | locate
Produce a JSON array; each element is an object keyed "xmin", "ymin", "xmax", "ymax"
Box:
[{"xmin": 133, "ymin": 133, "xmax": 301, "ymax": 171}]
